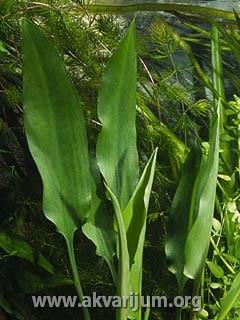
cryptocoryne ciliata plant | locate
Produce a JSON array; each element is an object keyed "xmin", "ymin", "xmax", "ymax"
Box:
[
  {"xmin": 22, "ymin": 12, "xmax": 239, "ymax": 320},
  {"xmin": 23, "ymin": 20, "xmax": 157, "ymax": 320}
]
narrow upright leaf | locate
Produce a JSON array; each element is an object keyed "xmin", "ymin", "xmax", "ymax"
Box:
[
  {"xmin": 165, "ymin": 148, "xmax": 201, "ymax": 290},
  {"xmin": 183, "ymin": 114, "xmax": 219, "ymax": 278},
  {"xmin": 123, "ymin": 149, "xmax": 158, "ymax": 265},
  {"xmin": 124, "ymin": 149, "xmax": 158, "ymax": 319},
  {"xmin": 165, "ymin": 25, "xmax": 221, "ymax": 287},
  {"xmin": 183, "ymin": 26, "xmax": 221, "ymax": 279},
  {"xmin": 96, "ymin": 21, "xmax": 139, "ymax": 209}
]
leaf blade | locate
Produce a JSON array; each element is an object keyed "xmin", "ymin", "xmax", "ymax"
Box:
[
  {"xmin": 96, "ymin": 21, "xmax": 139, "ymax": 209},
  {"xmin": 165, "ymin": 148, "xmax": 201, "ymax": 290},
  {"xmin": 124, "ymin": 149, "xmax": 158, "ymax": 319},
  {"xmin": 23, "ymin": 20, "xmax": 92, "ymax": 238}
]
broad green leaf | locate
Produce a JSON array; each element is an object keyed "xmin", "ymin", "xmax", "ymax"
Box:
[
  {"xmin": 23, "ymin": 21, "xmax": 92, "ymax": 320},
  {"xmin": 217, "ymin": 272, "xmax": 240, "ymax": 320},
  {"xmin": 0, "ymin": 229, "xmax": 54, "ymax": 274},
  {"xmin": 96, "ymin": 21, "xmax": 139, "ymax": 209},
  {"xmin": 165, "ymin": 148, "xmax": 201, "ymax": 290},
  {"xmin": 23, "ymin": 20, "xmax": 92, "ymax": 239}
]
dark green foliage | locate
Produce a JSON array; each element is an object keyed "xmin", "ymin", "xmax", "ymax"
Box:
[{"xmin": 1, "ymin": 1, "xmax": 240, "ymax": 320}]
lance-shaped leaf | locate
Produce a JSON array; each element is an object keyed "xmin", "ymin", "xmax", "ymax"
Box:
[
  {"xmin": 183, "ymin": 108, "xmax": 219, "ymax": 278},
  {"xmin": 123, "ymin": 149, "xmax": 158, "ymax": 266},
  {"xmin": 96, "ymin": 21, "xmax": 139, "ymax": 210},
  {"xmin": 23, "ymin": 21, "xmax": 92, "ymax": 240},
  {"xmin": 165, "ymin": 104, "xmax": 220, "ymax": 286},
  {"xmin": 211, "ymin": 24, "xmax": 231, "ymax": 173},
  {"xmin": 165, "ymin": 148, "xmax": 201, "ymax": 290},
  {"xmin": 23, "ymin": 21, "xmax": 92, "ymax": 319},
  {"xmin": 123, "ymin": 149, "xmax": 158, "ymax": 319},
  {"xmin": 183, "ymin": 25, "xmax": 221, "ymax": 279},
  {"xmin": 165, "ymin": 25, "xmax": 221, "ymax": 287}
]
